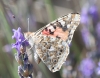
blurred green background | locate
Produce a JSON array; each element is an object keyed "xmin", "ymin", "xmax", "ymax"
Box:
[{"xmin": 0, "ymin": 0, "xmax": 100, "ymax": 78}]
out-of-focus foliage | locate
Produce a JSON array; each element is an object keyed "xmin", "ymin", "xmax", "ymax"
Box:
[{"xmin": 0, "ymin": 0, "xmax": 100, "ymax": 78}]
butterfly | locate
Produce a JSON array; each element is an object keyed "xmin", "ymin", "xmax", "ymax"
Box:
[{"xmin": 24, "ymin": 13, "xmax": 80, "ymax": 72}]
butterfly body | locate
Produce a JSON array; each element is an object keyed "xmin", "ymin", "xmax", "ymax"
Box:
[{"xmin": 24, "ymin": 13, "xmax": 80, "ymax": 72}]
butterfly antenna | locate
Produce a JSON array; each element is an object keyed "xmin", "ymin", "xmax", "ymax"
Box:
[
  {"xmin": 22, "ymin": 18, "xmax": 30, "ymax": 43},
  {"xmin": 28, "ymin": 18, "xmax": 29, "ymax": 32}
]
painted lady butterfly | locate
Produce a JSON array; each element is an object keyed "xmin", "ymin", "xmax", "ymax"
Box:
[{"xmin": 24, "ymin": 13, "xmax": 80, "ymax": 72}]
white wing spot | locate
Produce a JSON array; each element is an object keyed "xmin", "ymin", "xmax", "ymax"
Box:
[
  {"xmin": 58, "ymin": 20, "xmax": 65, "ymax": 27},
  {"xmin": 48, "ymin": 26, "xmax": 55, "ymax": 32},
  {"xmin": 70, "ymin": 30, "xmax": 75, "ymax": 34},
  {"xmin": 67, "ymin": 14, "xmax": 71, "ymax": 18},
  {"xmin": 67, "ymin": 24, "xmax": 70, "ymax": 28},
  {"xmin": 74, "ymin": 14, "xmax": 80, "ymax": 21}
]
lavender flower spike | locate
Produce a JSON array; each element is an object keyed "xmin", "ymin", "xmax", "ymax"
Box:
[
  {"xmin": 12, "ymin": 27, "xmax": 29, "ymax": 54},
  {"xmin": 12, "ymin": 27, "xmax": 23, "ymax": 41},
  {"xmin": 79, "ymin": 58, "xmax": 95, "ymax": 77}
]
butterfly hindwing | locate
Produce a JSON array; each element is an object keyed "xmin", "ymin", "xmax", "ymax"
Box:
[{"xmin": 35, "ymin": 35, "xmax": 69, "ymax": 72}]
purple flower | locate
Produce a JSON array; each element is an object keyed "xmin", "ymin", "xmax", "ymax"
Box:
[
  {"xmin": 12, "ymin": 41, "xmax": 21, "ymax": 54},
  {"xmin": 89, "ymin": 5, "xmax": 99, "ymax": 20},
  {"xmin": 81, "ymin": 27, "xmax": 90, "ymax": 48},
  {"xmin": 12, "ymin": 27, "xmax": 24, "ymax": 41},
  {"xmin": 81, "ymin": 7, "xmax": 89, "ymax": 25},
  {"xmin": 79, "ymin": 58, "xmax": 95, "ymax": 77},
  {"xmin": 96, "ymin": 67, "xmax": 100, "ymax": 75},
  {"xmin": 95, "ymin": 62, "xmax": 100, "ymax": 75},
  {"xmin": 81, "ymin": 26, "xmax": 96, "ymax": 49},
  {"xmin": 89, "ymin": 5, "xmax": 97, "ymax": 14},
  {"xmin": 12, "ymin": 27, "xmax": 29, "ymax": 54},
  {"xmin": 96, "ymin": 22, "xmax": 100, "ymax": 38},
  {"xmin": 81, "ymin": 15, "xmax": 88, "ymax": 24}
]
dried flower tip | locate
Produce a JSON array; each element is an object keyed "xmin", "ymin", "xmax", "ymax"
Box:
[{"xmin": 12, "ymin": 15, "xmax": 15, "ymax": 18}]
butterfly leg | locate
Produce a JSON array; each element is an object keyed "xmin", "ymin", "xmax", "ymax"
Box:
[{"xmin": 34, "ymin": 52, "xmax": 41, "ymax": 64}]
